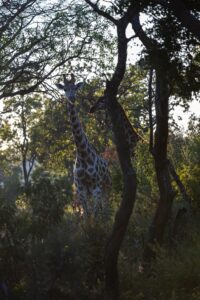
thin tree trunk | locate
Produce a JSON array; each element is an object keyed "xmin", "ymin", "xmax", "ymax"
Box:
[
  {"xmin": 84, "ymin": 3, "xmax": 139, "ymax": 298},
  {"xmin": 148, "ymin": 68, "xmax": 154, "ymax": 154},
  {"xmin": 167, "ymin": 159, "xmax": 191, "ymax": 207},
  {"xmin": 131, "ymin": 14, "xmax": 177, "ymax": 261},
  {"xmin": 146, "ymin": 65, "xmax": 191, "ymax": 259},
  {"xmin": 22, "ymin": 155, "xmax": 29, "ymax": 188},
  {"xmin": 144, "ymin": 70, "xmax": 175, "ymax": 261},
  {"xmin": 104, "ymin": 93, "xmax": 137, "ymax": 299},
  {"xmin": 103, "ymin": 13, "xmax": 138, "ymax": 300}
]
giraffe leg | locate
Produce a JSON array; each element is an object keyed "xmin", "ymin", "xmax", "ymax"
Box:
[
  {"xmin": 74, "ymin": 176, "xmax": 89, "ymax": 215},
  {"xmin": 77, "ymin": 188, "xmax": 89, "ymax": 216},
  {"xmin": 102, "ymin": 191, "xmax": 109, "ymax": 211},
  {"xmin": 74, "ymin": 185, "xmax": 88, "ymax": 214},
  {"xmin": 92, "ymin": 186, "xmax": 103, "ymax": 215},
  {"xmin": 72, "ymin": 197, "xmax": 82, "ymax": 214}
]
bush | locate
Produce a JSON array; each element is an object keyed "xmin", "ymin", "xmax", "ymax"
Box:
[{"xmin": 120, "ymin": 218, "xmax": 200, "ymax": 300}]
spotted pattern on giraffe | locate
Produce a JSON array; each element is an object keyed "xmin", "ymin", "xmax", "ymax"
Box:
[
  {"xmin": 56, "ymin": 75, "xmax": 111, "ymax": 214},
  {"xmin": 89, "ymin": 96, "xmax": 144, "ymax": 157}
]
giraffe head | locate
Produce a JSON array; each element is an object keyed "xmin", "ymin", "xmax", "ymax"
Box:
[
  {"xmin": 56, "ymin": 74, "xmax": 84, "ymax": 102},
  {"xmin": 89, "ymin": 96, "xmax": 106, "ymax": 113}
]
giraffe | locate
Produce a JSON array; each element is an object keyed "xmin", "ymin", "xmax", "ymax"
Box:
[
  {"xmin": 89, "ymin": 96, "xmax": 145, "ymax": 157},
  {"xmin": 90, "ymin": 96, "xmax": 191, "ymax": 215},
  {"xmin": 56, "ymin": 75, "xmax": 111, "ymax": 215}
]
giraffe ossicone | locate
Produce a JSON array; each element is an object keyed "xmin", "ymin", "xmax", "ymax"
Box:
[{"xmin": 56, "ymin": 75, "xmax": 111, "ymax": 215}]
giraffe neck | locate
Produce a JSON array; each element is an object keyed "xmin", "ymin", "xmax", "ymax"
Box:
[
  {"xmin": 67, "ymin": 101, "xmax": 92, "ymax": 158},
  {"xmin": 117, "ymin": 102, "xmax": 143, "ymax": 152}
]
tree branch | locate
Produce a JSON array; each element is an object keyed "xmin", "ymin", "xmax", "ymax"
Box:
[
  {"xmin": 158, "ymin": 0, "xmax": 200, "ymax": 40},
  {"xmin": 0, "ymin": 31, "xmax": 90, "ymax": 99},
  {"xmin": 0, "ymin": 0, "xmax": 37, "ymax": 37},
  {"xmin": 84, "ymin": 0, "xmax": 118, "ymax": 24},
  {"xmin": 167, "ymin": 159, "xmax": 191, "ymax": 207},
  {"xmin": 131, "ymin": 13, "xmax": 158, "ymax": 51}
]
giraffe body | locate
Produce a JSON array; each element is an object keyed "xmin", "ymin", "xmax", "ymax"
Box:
[
  {"xmin": 56, "ymin": 76, "xmax": 111, "ymax": 214},
  {"xmin": 89, "ymin": 96, "xmax": 144, "ymax": 156}
]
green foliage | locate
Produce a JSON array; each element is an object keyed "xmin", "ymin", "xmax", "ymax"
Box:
[
  {"xmin": 180, "ymin": 165, "xmax": 200, "ymax": 208},
  {"xmin": 0, "ymin": 124, "xmax": 200, "ymax": 299},
  {"xmin": 0, "ymin": 192, "xmax": 112, "ymax": 299},
  {"xmin": 29, "ymin": 171, "xmax": 71, "ymax": 237},
  {"xmin": 170, "ymin": 127, "xmax": 200, "ymax": 209},
  {"xmin": 0, "ymin": 1, "xmax": 200, "ymax": 298},
  {"xmin": 0, "ymin": 163, "xmax": 112, "ymax": 299},
  {"xmin": 0, "ymin": 0, "xmax": 115, "ymax": 99},
  {"xmin": 0, "ymin": 166, "xmax": 21, "ymax": 203},
  {"xmin": 120, "ymin": 219, "xmax": 200, "ymax": 300},
  {"xmin": 135, "ymin": 141, "xmax": 158, "ymax": 201}
]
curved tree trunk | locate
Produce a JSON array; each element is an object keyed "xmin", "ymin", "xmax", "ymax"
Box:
[
  {"xmin": 103, "ymin": 17, "xmax": 138, "ymax": 299},
  {"xmin": 84, "ymin": 3, "xmax": 139, "ymax": 298},
  {"xmin": 104, "ymin": 93, "xmax": 137, "ymax": 300}
]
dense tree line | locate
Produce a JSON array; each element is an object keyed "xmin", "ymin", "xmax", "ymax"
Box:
[{"xmin": 0, "ymin": 0, "xmax": 200, "ymax": 299}]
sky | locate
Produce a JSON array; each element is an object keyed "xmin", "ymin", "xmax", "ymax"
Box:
[{"xmin": 172, "ymin": 100, "xmax": 199, "ymax": 131}]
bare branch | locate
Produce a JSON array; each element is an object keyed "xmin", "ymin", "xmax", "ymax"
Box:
[
  {"xmin": 0, "ymin": 0, "xmax": 37, "ymax": 37},
  {"xmin": 84, "ymin": 0, "xmax": 118, "ymax": 24},
  {"xmin": 126, "ymin": 34, "xmax": 137, "ymax": 42},
  {"xmin": 0, "ymin": 36, "xmax": 89, "ymax": 99},
  {"xmin": 131, "ymin": 13, "xmax": 158, "ymax": 51}
]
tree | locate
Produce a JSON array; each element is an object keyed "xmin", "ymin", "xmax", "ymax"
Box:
[
  {"xmin": 161, "ymin": 0, "xmax": 200, "ymax": 41},
  {"xmin": 2, "ymin": 95, "xmax": 44, "ymax": 187},
  {"xmin": 178, "ymin": 117, "xmax": 200, "ymax": 209},
  {"xmin": 84, "ymin": 1, "xmax": 141, "ymax": 299},
  {"xmin": 1, "ymin": 0, "xmax": 199, "ymax": 298},
  {"xmin": 130, "ymin": 0, "xmax": 199, "ymax": 258},
  {"xmin": 83, "ymin": 0, "xmax": 200, "ymax": 295},
  {"xmin": 0, "ymin": 0, "xmax": 114, "ymax": 100}
]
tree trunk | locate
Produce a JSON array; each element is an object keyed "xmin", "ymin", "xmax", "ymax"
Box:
[
  {"xmin": 84, "ymin": 3, "xmax": 140, "ymax": 297},
  {"xmin": 22, "ymin": 155, "xmax": 29, "ymax": 188},
  {"xmin": 103, "ymin": 16, "xmax": 138, "ymax": 300},
  {"xmin": 104, "ymin": 169, "xmax": 136, "ymax": 299},
  {"xmin": 104, "ymin": 94, "xmax": 137, "ymax": 300},
  {"xmin": 144, "ymin": 70, "xmax": 175, "ymax": 261}
]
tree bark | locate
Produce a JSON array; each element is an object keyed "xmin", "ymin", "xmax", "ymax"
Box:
[
  {"xmin": 84, "ymin": 3, "xmax": 139, "ymax": 297},
  {"xmin": 104, "ymin": 91, "xmax": 137, "ymax": 300},
  {"xmin": 103, "ymin": 16, "xmax": 138, "ymax": 299},
  {"xmin": 132, "ymin": 14, "xmax": 176, "ymax": 261},
  {"xmin": 144, "ymin": 70, "xmax": 175, "ymax": 258},
  {"xmin": 147, "ymin": 66, "xmax": 190, "ymax": 256},
  {"xmin": 148, "ymin": 68, "xmax": 154, "ymax": 154}
]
